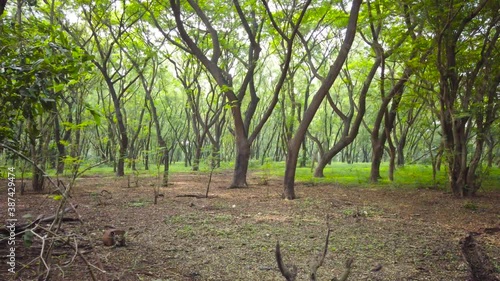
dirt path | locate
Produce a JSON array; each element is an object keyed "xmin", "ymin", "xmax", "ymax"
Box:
[{"xmin": 1, "ymin": 172, "xmax": 499, "ymax": 280}]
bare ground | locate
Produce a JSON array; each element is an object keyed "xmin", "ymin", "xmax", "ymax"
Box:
[{"xmin": 1, "ymin": 171, "xmax": 499, "ymax": 281}]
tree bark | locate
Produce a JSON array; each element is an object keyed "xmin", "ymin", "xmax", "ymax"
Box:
[
  {"xmin": 369, "ymin": 66, "xmax": 413, "ymax": 182},
  {"xmin": 230, "ymin": 139, "xmax": 250, "ymax": 188},
  {"xmin": 396, "ymin": 135, "xmax": 406, "ymax": 166},
  {"xmin": 283, "ymin": 0, "xmax": 362, "ymax": 199}
]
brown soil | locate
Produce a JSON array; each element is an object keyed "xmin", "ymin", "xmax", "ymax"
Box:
[{"xmin": 1, "ymin": 171, "xmax": 499, "ymax": 281}]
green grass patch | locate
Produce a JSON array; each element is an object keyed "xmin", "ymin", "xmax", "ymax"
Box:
[
  {"xmin": 127, "ymin": 198, "xmax": 148, "ymax": 207},
  {"xmin": 3, "ymin": 159, "xmax": 499, "ymax": 191},
  {"xmin": 255, "ymin": 161, "xmax": 454, "ymax": 189}
]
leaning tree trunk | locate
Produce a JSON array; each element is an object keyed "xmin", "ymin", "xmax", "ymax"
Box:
[
  {"xmin": 369, "ymin": 66, "xmax": 413, "ymax": 183},
  {"xmin": 192, "ymin": 144, "xmax": 201, "ymax": 171},
  {"xmin": 314, "ymin": 138, "xmax": 353, "ymax": 178},
  {"xmin": 313, "ymin": 56, "xmax": 379, "ymax": 178},
  {"xmin": 230, "ymin": 139, "xmax": 250, "ymax": 188}
]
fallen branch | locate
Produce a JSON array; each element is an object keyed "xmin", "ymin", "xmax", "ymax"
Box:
[
  {"xmin": 0, "ymin": 143, "xmax": 61, "ymax": 193},
  {"xmin": 1, "ymin": 205, "xmax": 78, "ymax": 237},
  {"xmin": 176, "ymin": 194, "xmax": 207, "ymax": 199},
  {"xmin": 275, "ymin": 216, "xmax": 353, "ymax": 281},
  {"xmin": 461, "ymin": 233, "xmax": 499, "ymax": 281},
  {"xmin": 275, "ymin": 241, "xmax": 298, "ymax": 281},
  {"xmin": 310, "ymin": 220, "xmax": 331, "ymax": 281},
  {"xmin": 334, "ymin": 258, "xmax": 353, "ymax": 281},
  {"xmin": 37, "ymin": 225, "xmax": 105, "ymax": 281}
]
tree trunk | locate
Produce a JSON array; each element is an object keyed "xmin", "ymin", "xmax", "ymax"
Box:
[
  {"xmin": 27, "ymin": 118, "xmax": 44, "ymax": 192},
  {"xmin": 370, "ymin": 66, "xmax": 413, "ymax": 183},
  {"xmin": 193, "ymin": 145, "xmax": 201, "ymax": 171},
  {"xmin": 144, "ymin": 120, "xmax": 152, "ymax": 170},
  {"xmin": 117, "ymin": 144, "xmax": 127, "ymax": 176},
  {"xmin": 386, "ymin": 125, "xmax": 396, "ymax": 182},
  {"xmin": 31, "ymin": 143, "xmax": 44, "ymax": 192},
  {"xmin": 283, "ymin": 0, "xmax": 362, "ymax": 199},
  {"xmin": 162, "ymin": 147, "xmax": 169, "ymax": 187},
  {"xmin": 396, "ymin": 136, "xmax": 406, "ymax": 166},
  {"xmin": 129, "ymin": 104, "xmax": 146, "ymax": 171},
  {"xmin": 54, "ymin": 115, "xmax": 66, "ymax": 174},
  {"xmin": 283, "ymin": 144, "xmax": 299, "ymax": 199},
  {"xmin": 388, "ymin": 145, "xmax": 396, "ymax": 182},
  {"xmin": 313, "ymin": 56, "xmax": 380, "ymax": 177},
  {"xmin": 370, "ymin": 140, "xmax": 384, "ymax": 182},
  {"xmin": 211, "ymin": 145, "xmax": 220, "ymax": 169}
]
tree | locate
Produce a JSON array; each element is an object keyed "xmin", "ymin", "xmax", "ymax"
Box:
[
  {"xmin": 59, "ymin": 0, "xmax": 143, "ymax": 176},
  {"xmin": 429, "ymin": 0, "xmax": 499, "ymax": 196},
  {"xmin": 283, "ymin": 0, "xmax": 362, "ymax": 199},
  {"xmin": 150, "ymin": 0, "xmax": 310, "ymax": 188},
  {"xmin": 0, "ymin": 10, "xmax": 91, "ymax": 190}
]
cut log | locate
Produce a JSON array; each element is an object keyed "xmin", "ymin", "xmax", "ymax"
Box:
[{"xmin": 461, "ymin": 233, "xmax": 499, "ymax": 281}]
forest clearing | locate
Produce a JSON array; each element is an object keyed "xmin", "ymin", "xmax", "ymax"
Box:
[
  {"xmin": 1, "ymin": 166, "xmax": 499, "ymax": 280},
  {"xmin": 1, "ymin": 0, "xmax": 500, "ymax": 280}
]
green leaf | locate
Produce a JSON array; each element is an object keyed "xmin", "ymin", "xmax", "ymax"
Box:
[
  {"xmin": 53, "ymin": 83, "xmax": 65, "ymax": 93},
  {"xmin": 220, "ymin": 84, "xmax": 233, "ymax": 92},
  {"xmin": 67, "ymin": 79, "xmax": 79, "ymax": 86},
  {"xmin": 85, "ymin": 102, "xmax": 102, "ymax": 125},
  {"xmin": 51, "ymin": 194, "xmax": 63, "ymax": 201}
]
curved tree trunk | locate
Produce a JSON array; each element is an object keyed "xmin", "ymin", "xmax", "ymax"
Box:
[
  {"xmin": 283, "ymin": 0, "xmax": 362, "ymax": 199},
  {"xmin": 369, "ymin": 66, "xmax": 414, "ymax": 182},
  {"xmin": 313, "ymin": 56, "xmax": 380, "ymax": 178}
]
